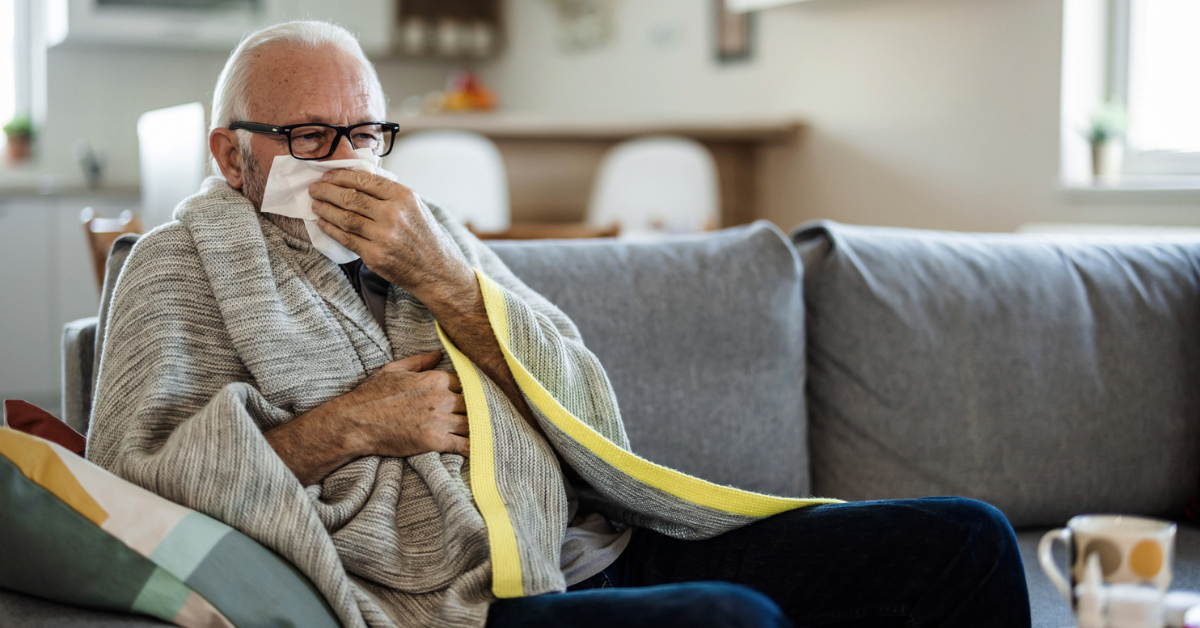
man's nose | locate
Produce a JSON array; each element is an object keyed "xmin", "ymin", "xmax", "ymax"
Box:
[{"xmin": 326, "ymin": 132, "xmax": 358, "ymax": 160}]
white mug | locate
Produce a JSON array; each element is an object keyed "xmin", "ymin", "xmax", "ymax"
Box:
[{"xmin": 1039, "ymin": 514, "xmax": 1176, "ymax": 603}]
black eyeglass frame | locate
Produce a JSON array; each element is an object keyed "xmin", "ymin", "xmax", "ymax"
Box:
[{"xmin": 229, "ymin": 121, "xmax": 402, "ymax": 160}]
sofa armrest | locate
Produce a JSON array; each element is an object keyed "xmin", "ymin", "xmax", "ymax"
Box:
[{"xmin": 61, "ymin": 316, "xmax": 98, "ymax": 435}]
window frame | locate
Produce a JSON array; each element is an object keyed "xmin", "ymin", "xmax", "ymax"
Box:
[
  {"xmin": 1109, "ymin": 0, "xmax": 1200, "ymax": 176},
  {"xmin": 3, "ymin": 0, "xmax": 44, "ymax": 153}
]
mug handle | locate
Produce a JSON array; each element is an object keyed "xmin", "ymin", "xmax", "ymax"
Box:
[{"xmin": 1039, "ymin": 527, "xmax": 1072, "ymax": 602}]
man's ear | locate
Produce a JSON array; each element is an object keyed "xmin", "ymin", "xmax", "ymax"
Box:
[{"xmin": 210, "ymin": 128, "xmax": 244, "ymax": 190}]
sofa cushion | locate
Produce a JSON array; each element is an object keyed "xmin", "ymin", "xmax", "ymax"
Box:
[
  {"xmin": 0, "ymin": 588, "xmax": 169, "ymax": 627},
  {"xmin": 0, "ymin": 428, "xmax": 339, "ymax": 628},
  {"xmin": 4, "ymin": 399, "xmax": 86, "ymax": 455},
  {"xmin": 794, "ymin": 221, "xmax": 1200, "ymax": 526},
  {"xmin": 488, "ymin": 221, "xmax": 811, "ymax": 497}
]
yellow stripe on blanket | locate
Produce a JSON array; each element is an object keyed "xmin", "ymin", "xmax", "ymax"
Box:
[
  {"xmin": 435, "ymin": 324, "xmax": 525, "ymax": 599},
  {"xmin": 473, "ymin": 269, "xmax": 841, "ymax": 519}
]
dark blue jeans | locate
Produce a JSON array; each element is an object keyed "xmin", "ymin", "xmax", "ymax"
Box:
[{"xmin": 486, "ymin": 497, "xmax": 1031, "ymax": 628}]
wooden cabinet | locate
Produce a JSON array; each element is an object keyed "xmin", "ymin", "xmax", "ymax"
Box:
[
  {"xmin": 393, "ymin": 0, "xmax": 502, "ymax": 58},
  {"xmin": 0, "ymin": 193, "xmax": 137, "ymax": 414}
]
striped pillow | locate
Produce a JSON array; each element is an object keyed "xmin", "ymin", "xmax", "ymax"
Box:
[{"xmin": 0, "ymin": 427, "xmax": 340, "ymax": 628}]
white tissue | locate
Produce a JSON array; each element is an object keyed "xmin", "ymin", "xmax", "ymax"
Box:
[{"xmin": 259, "ymin": 147, "xmax": 398, "ymax": 264}]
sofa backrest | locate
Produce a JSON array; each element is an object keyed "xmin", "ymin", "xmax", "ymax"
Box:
[
  {"xmin": 794, "ymin": 220, "xmax": 1200, "ymax": 527},
  {"xmin": 68, "ymin": 222, "xmax": 812, "ymax": 498},
  {"xmin": 490, "ymin": 222, "xmax": 811, "ymax": 497},
  {"xmin": 62, "ymin": 233, "xmax": 138, "ymax": 435}
]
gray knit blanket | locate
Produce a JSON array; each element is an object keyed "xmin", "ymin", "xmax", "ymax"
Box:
[{"xmin": 87, "ymin": 177, "xmax": 836, "ymax": 628}]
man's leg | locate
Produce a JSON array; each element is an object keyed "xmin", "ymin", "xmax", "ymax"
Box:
[
  {"xmin": 486, "ymin": 582, "xmax": 794, "ymax": 628},
  {"xmin": 608, "ymin": 497, "xmax": 1030, "ymax": 628}
]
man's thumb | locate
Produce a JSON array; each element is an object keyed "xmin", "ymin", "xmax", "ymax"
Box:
[{"xmin": 393, "ymin": 349, "xmax": 443, "ymax": 372}]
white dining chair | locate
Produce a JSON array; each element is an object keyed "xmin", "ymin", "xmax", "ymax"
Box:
[
  {"xmin": 137, "ymin": 102, "xmax": 208, "ymax": 229},
  {"xmin": 383, "ymin": 130, "xmax": 511, "ymax": 233},
  {"xmin": 587, "ymin": 136, "xmax": 719, "ymax": 238}
]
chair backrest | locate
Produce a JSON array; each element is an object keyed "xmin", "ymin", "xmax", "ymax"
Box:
[
  {"xmin": 137, "ymin": 102, "xmax": 207, "ymax": 229},
  {"xmin": 587, "ymin": 136, "xmax": 719, "ymax": 237},
  {"xmin": 80, "ymin": 208, "xmax": 142, "ymax": 291},
  {"xmin": 383, "ymin": 130, "xmax": 511, "ymax": 233}
]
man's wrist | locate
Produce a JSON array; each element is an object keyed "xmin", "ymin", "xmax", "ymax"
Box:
[
  {"xmin": 416, "ymin": 263, "xmax": 480, "ymax": 320},
  {"xmin": 314, "ymin": 398, "xmax": 367, "ymax": 460}
]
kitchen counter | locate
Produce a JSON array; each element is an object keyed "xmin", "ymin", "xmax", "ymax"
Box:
[
  {"xmin": 394, "ymin": 114, "xmax": 802, "ymax": 143},
  {"xmin": 388, "ymin": 113, "xmax": 805, "ymax": 226}
]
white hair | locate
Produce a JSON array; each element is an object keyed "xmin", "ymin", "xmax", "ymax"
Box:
[{"xmin": 210, "ymin": 21, "xmax": 387, "ymax": 163}]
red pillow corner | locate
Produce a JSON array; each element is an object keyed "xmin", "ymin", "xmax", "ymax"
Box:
[{"xmin": 3, "ymin": 399, "xmax": 86, "ymax": 456}]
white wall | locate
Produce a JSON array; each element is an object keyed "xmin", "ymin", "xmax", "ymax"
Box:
[
  {"xmin": 483, "ymin": 0, "xmax": 1200, "ymax": 232},
  {"xmin": 31, "ymin": 44, "xmax": 452, "ymax": 189}
]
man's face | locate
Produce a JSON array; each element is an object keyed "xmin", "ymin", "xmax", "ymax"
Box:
[{"xmin": 237, "ymin": 43, "xmax": 383, "ymax": 209}]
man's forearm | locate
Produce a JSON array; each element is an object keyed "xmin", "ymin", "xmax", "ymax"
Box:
[
  {"xmin": 420, "ymin": 273, "xmax": 539, "ymax": 433},
  {"xmin": 264, "ymin": 400, "xmax": 361, "ymax": 486}
]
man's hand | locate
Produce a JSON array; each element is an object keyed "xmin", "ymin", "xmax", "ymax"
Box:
[
  {"xmin": 265, "ymin": 350, "xmax": 469, "ymax": 486},
  {"xmin": 305, "ymin": 168, "xmax": 544, "ymax": 467},
  {"xmin": 308, "ymin": 170, "xmax": 475, "ymax": 306}
]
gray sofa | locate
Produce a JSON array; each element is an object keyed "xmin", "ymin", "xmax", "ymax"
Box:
[{"xmin": 4, "ymin": 219, "xmax": 1200, "ymax": 627}]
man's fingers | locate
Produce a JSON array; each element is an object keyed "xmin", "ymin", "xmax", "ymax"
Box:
[
  {"xmin": 444, "ymin": 434, "xmax": 469, "ymax": 458},
  {"xmin": 450, "ymin": 413, "xmax": 469, "ymax": 437},
  {"xmin": 447, "ymin": 373, "xmax": 462, "ymax": 393},
  {"xmin": 314, "ymin": 217, "xmax": 372, "ymax": 255},
  {"xmin": 391, "ymin": 349, "xmax": 443, "ymax": 373},
  {"xmin": 309, "ymin": 179, "xmax": 377, "ymax": 215},
  {"xmin": 313, "ymin": 200, "xmax": 374, "ymax": 238},
  {"xmin": 452, "ymin": 392, "xmax": 466, "ymax": 414},
  {"xmin": 320, "ymin": 168, "xmax": 399, "ymax": 202}
]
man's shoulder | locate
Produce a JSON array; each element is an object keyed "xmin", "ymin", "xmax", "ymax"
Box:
[
  {"xmin": 126, "ymin": 221, "xmax": 198, "ymax": 265},
  {"xmin": 114, "ymin": 221, "xmax": 205, "ymax": 293}
]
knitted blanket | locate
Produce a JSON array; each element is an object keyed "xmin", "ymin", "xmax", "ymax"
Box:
[{"xmin": 86, "ymin": 177, "xmax": 836, "ymax": 628}]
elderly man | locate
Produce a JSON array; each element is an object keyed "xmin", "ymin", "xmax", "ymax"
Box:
[{"xmin": 88, "ymin": 20, "xmax": 1030, "ymax": 628}]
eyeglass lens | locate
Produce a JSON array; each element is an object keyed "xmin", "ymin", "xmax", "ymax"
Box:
[{"xmin": 289, "ymin": 125, "xmax": 393, "ymax": 159}]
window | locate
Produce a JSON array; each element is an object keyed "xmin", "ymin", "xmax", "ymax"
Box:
[
  {"xmin": 0, "ymin": 0, "xmax": 15, "ymax": 134},
  {"xmin": 1115, "ymin": 0, "xmax": 1200, "ymax": 175},
  {"xmin": 1, "ymin": 0, "xmax": 47, "ymax": 165}
]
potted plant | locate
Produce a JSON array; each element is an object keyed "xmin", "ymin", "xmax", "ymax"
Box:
[
  {"xmin": 3, "ymin": 114, "xmax": 34, "ymax": 165},
  {"xmin": 1085, "ymin": 103, "xmax": 1128, "ymax": 181}
]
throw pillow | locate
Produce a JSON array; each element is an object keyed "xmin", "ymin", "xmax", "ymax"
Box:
[
  {"xmin": 0, "ymin": 427, "xmax": 340, "ymax": 628},
  {"xmin": 4, "ymin": 399, "xmax": 86, "ymax": 455}
]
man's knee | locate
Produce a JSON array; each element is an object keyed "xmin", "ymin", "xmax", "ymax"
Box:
[
  {"xmin": 921, "ymin": 497, "xmax": 1020, "ymax": 563},
  {"xmin": 665, "ymin": 582, "xmax": 792, "ymax": 628},
  {"xmin": 938, "ymin": 498, "xmax": 1014, "ymax": 538}
]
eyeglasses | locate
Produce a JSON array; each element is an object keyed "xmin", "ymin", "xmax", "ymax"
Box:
[{"xmin": 228, "ymin": 121, "xmax": 401, "ymax": 160}]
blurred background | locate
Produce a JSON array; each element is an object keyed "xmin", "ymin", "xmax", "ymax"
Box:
[{"xmin": 1, "ymin": 0, "xmax": 1198, "ymax": 413}]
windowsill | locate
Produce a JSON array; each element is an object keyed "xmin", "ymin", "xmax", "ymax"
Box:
[{"xmin": 1059, "ymin": 175, "xmax": 1200, "ymax": 204}]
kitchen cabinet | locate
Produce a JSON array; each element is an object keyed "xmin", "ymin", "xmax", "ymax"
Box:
[{"xmin": 0, "ymin": 192, "xmax": 138, "ymax": 415}]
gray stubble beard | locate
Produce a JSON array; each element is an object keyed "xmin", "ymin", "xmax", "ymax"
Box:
[{"xmin": 240, "ymin": 147, "xmax": 267, "ymax": 211}]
